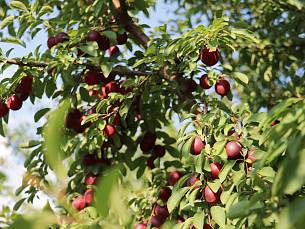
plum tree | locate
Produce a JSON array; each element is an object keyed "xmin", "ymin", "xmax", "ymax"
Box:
[{"xmin": 0, "ymin": 1, "xmax": 304, "ymax": 229}]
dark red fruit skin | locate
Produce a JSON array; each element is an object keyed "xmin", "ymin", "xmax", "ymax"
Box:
[
  {"xmin": 154, "ymin": 145, "xmax": 166, "ymax": 157},
  {"xmin": 143, "ymin": 132, "xmax": 157, "ymax": 147},
  {"xmin": 200, "ymin": 74, "xmax": 212, "ymax": 89},
  {"xmin": 87, "ymin": 31, "xmax": 102, "ymax": 42},
  {"xmin": 246, "ymin": 148, "xmax": 256, "ymax": 164},
  {"xmin": 225, "ymin": 141, "xmax": 242, "ymax": 160},
  {"xmin": 104, "ymin": 124, "xmax": 116, "ymax": 137},
  {"xmin": 202, "ymin": 185, "xmax": 220, "ymax": 204},
  {"xmin": 15, "ymin": 76, "xmax": 33, "ymax": 94},
  {"xmin": 271, "ymin": 119, "xmax": 280, "ymax": 126},
  {"xmin": 159, "ymin": 187, "xmax": 171, "ymax": 202},
  {"xmin": 186, "ymin": 174, "xmax": 200, "ymax": 187},
  {"xmin": 83, "ymin": 154, "xmax": 98, "ymax": 166},
  {"xmin": 47, "ymin": 36, "xmax": 56, "ymax": 49},
  {"xmin": 0, "ymin": 102, "xmax": 9, "ymax": 117},
  {"xmin": 7, "ymin": 94, "xmax": 22, "ymax": 110},
  {"xmin": 191, "ymin": 224, "xmax": 211, "ymax": 229},
  {"xmin": 85, "ymin": 174, "xmax": 97, "ymax": 185},
  {"xmin": 108, "ymin": 46, "xmax": 120, "ymax": 57},
  {"xmin": 154, "ymin": 204, "xmax": 169, "ymax": 220},
  {"xmin": 98, "ymin": 35, "xmax": 110, "ymax": 51},
  {"xmin": 177, "ymin": 216, "xmax": 185, "ymax": 223},
  {"xmin": 84, "ymin": 69, "xmax": 102, "ymax": 85},
  {"xmin": 84, "ymin": 188, "xmax": 94, "ymax": 205},
  {"xmin": 55, "ymin": 32, "xmax": 68, "ymax": 43},
  {"xmin": 18, "ymin": 93, "xmax": 29, "ymax": 101},
  {"xmin": 134, "ymin": 223, "xmax": 147, "ymax": 229},
  {"xmin": 191, "ymin": 136, "xmax": 205, "ymax": 155},
  {"xmin": 168, "ymin": 171, "xmax": 182, "ymax": 186},
  {"xmin": 203, "ymin": 224, "xmax": 212, "ymax": 229},
  {"xmin": 146, "ymin": 155, "xmax": 157, "ymax": 169},
  {"xmin": 65, "ymin": 109, "xmax": 82, "ymax": 132},
  {"xmin": 210, "ymin": 162, "xmax": 223, "ymax": 179},
  {"xmin": 215, "ymin": 79, "xmax": 230, "ymax": 96},
  {"xmin": 117, "ymin": 33, "xmax": 128, "ymax": 45},
  {"xmin": 150, "ymin": 215, "xmax": 165, "ymax": 228},
  {"xmin": 105, "ymin": 81, "xmax": 119, "ymax": 94},
  {"xmin": 200, "ymin": 47, "xmax": 220, "ymax": 66},
  {"xmin": 140, "ymin": 141, "xmax": 151, "ymax": 153},
  {"xmin": 72, "ymin": 196, "xmax": 86, "ymax": 211}
]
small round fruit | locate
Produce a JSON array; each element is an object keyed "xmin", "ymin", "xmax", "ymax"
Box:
[
  {"xmin": 108, "ymin": 46, "xmax": 120, "ymax": 57},
  {"xmin": 203, "ymin": 185, "xmax": 219, "ymax": 204},
  {"xmin": 105, "ymin": 81, "xmax": 119, "ymax": 94},
  {"xmin": 200, "ymin": 74, "xmax": 212, "ymax": 89},
  {"xmin": 271, "ymin": 119, "xmax": 280, "ymax": 126},
  {"xmin": 84, "ymin": 69, "xmax": 102, "ymax": 85},
  {"xmin": 0, "ymin": 102, "xmax": 9, "ymax": 117},
  {"xmin": 72, "ymin": 197, "xmax": 86, "ymax": 211},
  {"xmin": 143, "ymin": 132, "xmax": 157, "ymax": 146},
  {"xmin": 159, "ymin": 187, "xmax": 171, "ymax": 202},
  {"xmin": 117, "ymin": 33, "xmax": 128, "ymax": 45},
  {"xmin": 7, "ymin": 94, "xmax": 22, "ymax": 110},
  {"xmin": 177, "ymin": 216, "xmax": 185, "ymax": 223},
  {"xmin": 134, "ymin": 223, "xmax": 147, "ymax": 229},
  {"xmin": 87, "ymin": 31, "xmax": 102, "ymax": 42},
  {"xmin": 65, "ymin": 109, "xmax": 82, "ymax": 131},
  {"xmin": 83, "ymin": 154, "xmax": 98, "ymax": 166},
  {"xmin": 55, "ymin": 32, "xmax": 68, "ymax": 43},
  {"xmin": 154, "ymin": 145, "xmax": 166, "ymax": 157},
  {"xmin": 154, "ymin": 204, "xmax": 169, "ymax": 220},
  {"xmin": 85, "ymin": 174, "xmax": 97, "ymax": 185},
  {"xmin": 98, "ymin": 35, "xmax": 110, "ymax": 51},
  {"xmin": 104, "ymin": 124, "xmax": 116, "ymax": 137},
  {"xmin": 210, "ymin": 162, "xmax": 223, "ymax": 179},
  {"xmin": 191, "ymin": 136, "xmax": 205, "ymax": 155},
  {"xmin": 150, "ymin": 215, "xmax": 164, "ymax": 228},
  {"xmin": 47, "ymin": 36, "xmax": 56, "ymax": 49},
  {"xmin": 186, "ymin": 174, "xmax": 200, "ymax": 187},
  {"xmin": 84, "ymin": 188, "xmax": 94, "ymax": 204},
  {"xmin": 200, "ymin": 47, "xmax": 220, "ymax": 66},
  {"xmin": 146, "ymin": 155, "xmax": 157, "ymax": 169},
  {"xmin": 15, "ymin": 76, "xmax": 33, "ymax": 94},
  {"xmin": 225, "ymin": 141, "xmax": 242, "ymax": 159},
  {"xmin": 168, "ymin": 171, "xmax": 182, "ymax": 186},
  {"xmin": 215, "ymin": 79, "xmax": 230, "ymax": 96},
  {"xmin": 247, "ymin": 148, "xmax": 256, "ymax": 164}
]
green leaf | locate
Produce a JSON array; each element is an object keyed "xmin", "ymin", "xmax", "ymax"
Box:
[
  {"xmin": 95, "ymin": 166, "xmax": 119, "ymax": 217},
  {"xmin": 1, "ymin": 37, "xmax": 26, "ymax": 47},
  {"xmin": 232, "ymin": 72, "xmax": 249, "ymax": 86},
  {"xmin": 277, "ymin": 197, "xmax": 305, "ymax": 229},
  {"xmin": 0, "ymin": 16, "xmax": 15, "ymax": 29},
  {"xmin": 34, "ymin": 108, "xmax": 50, "ymax": 122},
  {"xmin": 167, "ymin": 187, "xmax": 190, "ymax": 213},
  {"xmin": 100, "ymin": 62, "xmax": 114, "ymax": 78},
  {"xmin": 43, "ymin": 101, "xmax": 69, "ymax": 179},
  {"xmin": 193, "ymin": 212, "xmax": 205, "ymax": 229},
  {"xmin": 211, "ymin": 206, "xmax": 226, "ymax": 227},
  {"xmin": 10, "ymin": 1, "xmax": 28, "ymax": 11},
  {"xmin": 13, "ymin": 198, "xmax": 26, "ymax": 211}
]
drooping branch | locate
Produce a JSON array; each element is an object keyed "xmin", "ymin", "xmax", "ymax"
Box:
[
  {"xmin": 111, "ymin": 0, "xmax": 150, "ymax": 47},
  {"xmin": 0, "ymin": 58, "xmax": 153, "ymax": 76}
]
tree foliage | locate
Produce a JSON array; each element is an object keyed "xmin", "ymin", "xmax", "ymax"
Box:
[{"xmin": 0, "ymin": 0, "xmax": 304, "ymax": 228}]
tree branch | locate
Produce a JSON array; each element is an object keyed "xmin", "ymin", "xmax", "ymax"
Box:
[
  {"xmin": 0, "ymin": 58, "xmax": 153, "ymax": 76},
  {"xmin": 111, "ymin": 0, "xmax": 150, "ymax": 47}
]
